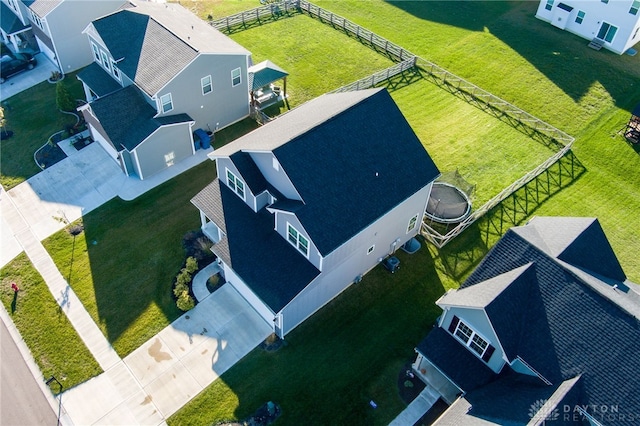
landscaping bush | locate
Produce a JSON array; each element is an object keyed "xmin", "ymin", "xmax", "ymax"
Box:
[
  {"xmin": 172, "ymin": 256, "xmax": 198, "ymax": 311},
  {"xmin": 185, "ymin": 256, "xmax": 198, "ymax": 274},
  {"xmin": 182, "ymin": 230, "xmax": 215, "ymax": 264},
  {"xmin": 176, "ymin": 290, "xmax": 195, "ymax": 311}
]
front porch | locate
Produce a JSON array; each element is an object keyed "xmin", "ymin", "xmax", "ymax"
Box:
[{"xmin": 412, "ymin": 353, "xmax": 462, "ymax": 405}]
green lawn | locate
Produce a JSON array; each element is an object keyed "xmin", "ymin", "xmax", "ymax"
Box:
[
  {"xmin": 0, "ymin": 253, "xmax": 102, "ymax": 392},
  {"xmin": 169, "ymin": 244, "xmax": 454, "ymax": 426},
  {"xmin": 43, "ymin": 161, "xmax": 216, "ymax": 357},
  {"xmin": 0, "ymin": 75, "xmax": 84, "ymax": 190}
]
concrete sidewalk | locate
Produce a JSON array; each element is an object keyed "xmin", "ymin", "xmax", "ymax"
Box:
[{"xmin": 389, "ymin": 385, "xmax": 440, "ymax": 426}]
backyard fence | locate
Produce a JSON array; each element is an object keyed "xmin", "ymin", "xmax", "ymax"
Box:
[{"xmin": 212, "ymin": 0, "xmax": 577, "ymax": 249}]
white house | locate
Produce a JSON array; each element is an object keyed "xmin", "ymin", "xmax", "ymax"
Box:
[{"xmin": 535, "ymin": 0, "xmax": 640, "ymax": 54}]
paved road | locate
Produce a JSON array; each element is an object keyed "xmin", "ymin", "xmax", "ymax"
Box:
[{"xmin": 0, "ymin": 320, "xmax": 58, "ymax": 426}]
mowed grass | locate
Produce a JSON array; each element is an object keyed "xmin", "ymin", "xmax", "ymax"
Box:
[
  {"xmin": 229, "ymin": 14, "xmax": 395, "ymax": 108},
  {"xmin": 169, "ymin": 245, "xmax": 453, "ymax": 426},
  {"xmin": 0, "ymin": 253, "xmax": 102, "ymax": 391},
  {"xmin": 43, "ymin": 161, "xmax": 216, "ymax": 357},
  {"xmin": 390, "ymin": 77, "xmax": 555, "ymax": 206},
  {"xmin": 0, "ymin": 76, "xmax": 84, "ymax": 190}
]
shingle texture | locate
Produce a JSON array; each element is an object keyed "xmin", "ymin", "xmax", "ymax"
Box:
[
  {"xmin": 76, "ymin": 62, "xmax": 122, "ymax": 97},
  {"xmin": 28, "ymin": 0, "xmax": 61, "ymax": 17},
  {"xmin": 426, "ymin": 217, "xmax": 640, "ymax": 425},
  {"xmin": 90, "ymin": 86, "xmax": 192, "ymax": 151},
  {"xmin": 215, "ymin": 88, "xmax": 440, "ymax": 255},
  {"xmin": 191, "ymin": 180, "xmax": 320, "ymax": 312}
]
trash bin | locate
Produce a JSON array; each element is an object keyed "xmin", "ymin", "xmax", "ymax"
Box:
[{"xmin": 193, "ymin": 128, "xmax": 210, "ymax": 150}]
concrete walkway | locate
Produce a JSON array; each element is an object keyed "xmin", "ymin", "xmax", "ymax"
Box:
[
  {"xmin": 192, "ymin": 261, "xmax": 222, "ymax": 302},
  {"xmin": 389, "ymin": 385, "xmax": 440, "ymax": 426},
  {"xmin": 0, "ymin": 142, "xmax": 271, "ymax": 425}
]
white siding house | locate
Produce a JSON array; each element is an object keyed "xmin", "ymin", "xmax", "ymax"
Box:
[
  {"xmin": 192, "ymin": 88, "xmax": 440, "ymax": 338},
  {"xmin": 536, "ymin": 0, "xmax": 640, "ymax": 54}
]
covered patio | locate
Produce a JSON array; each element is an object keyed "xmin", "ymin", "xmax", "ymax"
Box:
[{"xmin": 248, "ymin": 60, "xmax": 288, "ymax": 110}]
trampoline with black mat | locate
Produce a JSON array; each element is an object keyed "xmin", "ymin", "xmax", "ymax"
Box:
[{"xmin": 425, "ymin": 171, "xmax": 474, "ymax": 224}]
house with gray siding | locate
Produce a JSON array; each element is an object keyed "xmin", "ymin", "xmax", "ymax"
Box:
[
  {"xmin": 191, "ymin": 88, "xmax": 440, "ymax": 338},
  {"xmin": 411, "ymin": 216, "xmax": 640, "ymax": 425},
  {"xmin": 76, "ymin": 0, "xmax": 251, "ymax": 179},
  {"xmin": 0, "ymin": 0, "xmax": 38, "ymax": 54},
  {"xmin": 25, "ymin": 0, "xmax": 126, "ymax": 72}
]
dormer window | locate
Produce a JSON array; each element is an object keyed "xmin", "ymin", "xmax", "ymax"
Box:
[
  {"xmin": 226, "ymin": 169, "xmax": 245, "ymax": 199},
  {"xmin": 448, "ymin": 315, "xmax": 495, "ymax": 362},
  {"xmin": 287, "ymin": 223, "xmax": 309, "ymax": 256}
]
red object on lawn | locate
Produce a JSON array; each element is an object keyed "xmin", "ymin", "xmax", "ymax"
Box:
[{"xmin": 11, "ymin": 282, "xmax": 19, "ymax": 292}]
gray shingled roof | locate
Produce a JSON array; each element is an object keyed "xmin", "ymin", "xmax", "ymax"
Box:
[
  {"xmin": 215, "ymin": 88, "xmax": 440, "ymax": 255},
  {"xmin": 191, "ymin": 179, "xmax": 321, "ymax": 312},
  {"xmin": 432, "ymin": 217, "xmax": 640, "ymax": 425},
  {"xmin": 1, "ymin": 2, "xmax": 29, "ymax": 34},
  {"xmin": 28, "ymin": 0, "xmax": 61, "ymax": 17},
  {"xmin": 248, "ymin": 60, "xmax": 288, "ymax": 91},
  {"xmin": 76, "ymin": 63, "xmax": 122, "ymax": 98},
  {"xmin": 90, "ymin": 86, "xmax": 193, "ymax": 151}
]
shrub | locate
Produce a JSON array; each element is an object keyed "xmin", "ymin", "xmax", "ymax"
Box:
[
  {"xmin": 176, "ymin": 269, "xmax": 191, "ymax": 287},
  {"xmin": 176, "ymin": 290, "xmax": 195, "ymax": 311},
  {"xmin": 173, "ymin": 281, "xmax": 188, "ymax": 298},
  {"xmin": 185, "ymin": 256, "xmax": 198, "ymax": 274},
  {"xmin": 56, "ymin": 81, "xmax": 75, "ymax": 112}
]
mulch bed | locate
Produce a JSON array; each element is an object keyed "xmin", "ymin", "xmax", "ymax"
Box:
[
  {"xmin": 259, "ymin": 333, "xmax": 286, "ymax": 352},
  {"xmin": 35, "ymin": 143, "xmax": 67, "ymax": 169},
  {"xmin": 397, "ymin": 361, "xmax": 426, "ymax": 404}
]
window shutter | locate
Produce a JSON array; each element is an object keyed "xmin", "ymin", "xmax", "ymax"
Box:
[
  {"xmin": 448, "ymin": 315, "xmax": 459, "ymax": 334},
  {"xmin": 482, "ymin": 344, "xmax": 495, "ymax": 362}
]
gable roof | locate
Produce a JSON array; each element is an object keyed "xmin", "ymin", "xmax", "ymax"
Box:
[
  {"xmin": 191, "ymin": 180, "xmax": 321, "ymax": 312},
  {"xmin": 76, "ymin": 62, "xmax": 122, "ymax": 97},
  {"xmin": 89, "ymin": 0, "xmax": 248, "ymax": 96},
  {"xmin": 89, "ymin": 86, "xmax": 193, "ymax": 151},
  {"xmin": 28, "ymin": 0, "xmax": 61, "ymax": 17},
  {"xmin": 215, "ymin": 88, "xmax": 440, "ymax": 254},
  {"xmin": 442, "ymin": 217, "xmax": 640, "ymax": 424},
  {"xmin": 1, "ymin": 2, "xmax": 29, "ymax": 34},
  {"xmin": 248, "ymin": 60, "xmax": 288, "ymax": 90}
]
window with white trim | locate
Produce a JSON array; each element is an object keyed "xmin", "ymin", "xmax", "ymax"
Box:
[
  {"xmin": 601, "ymin": 0, "xmax": 609, "ymax": 3},
  {"xmin": 630, "ymin": 0, "xmax": 640, "ymax": 15},
  {"xmin": 452, "ymin": 318, "xmax": 491, "ymax": 358},
  {"xmin": 545, "ymin": 0, "xmax": 553, "ymax": 11},
  {"xmin": 201, "ymin": 75, "xmax": 212, "ymax": 95},
  {"xmin": 407, "ymin": 213, "xmax": 419, "ymax": 233},
  {"xmin": 160, "ymin": 93, "xmax": 173, "ymax": 113},
  {"xmin": 287, "ymin": 223, "xmax": 309, "ymax": 256},
  {"xmin": 231, "ymin": 67, "xmax": 241, "ymax": 87},
  {"xmin": 597, "ymin": 22, "xmax": 618, "ymax": 43},
  {"xmin": 575, "ymin": 10, "xmax": 585, "ymax": 24},
  {"xmin": 100, "ymin": 51, "xmax": 110, "ymax": 71},
  {"xmin": 111, "ymin": 60, "xmax": 121, "ymax": 81},
  {"xmin": 91, "ymin": 42, "xmax": 100, "ymax": 62},
  {"xmin": 226, "ymin": 169, "xmax": 245, "ymax": 199},
  {"xmin": 367, "ymin": 245, "xmax": 375, "ymax": 255}
]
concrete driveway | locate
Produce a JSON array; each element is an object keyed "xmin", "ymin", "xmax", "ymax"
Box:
[
  {"xmin": 0, "ymin": 52, "xmax": 59, "ymax": 101},
  {"xmin": 1, "ymin": 142, "xmax": 125, "ymax": 265}
]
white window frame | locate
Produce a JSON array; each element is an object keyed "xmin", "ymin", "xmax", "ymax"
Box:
[
  {"xmin": 367, "ymin": 245, "xmax": 375, "ymax": 255},
  {"xmin": 226, "ymin": 169, "xmax": 245, "ymax": 200},
  {"xmin": 287, "ymin": 223, "xmax": 309, "ymax": 257},
  {"xmin": 160, "ymin": 93, "xmax": 173, "ymax": 114},
  {"xmin": 201, "ymin": 75, "xmax": 212, "ymax": 95},
  {"xmin": 111, "ymin": 59, "xmax": 121, "ymax": 81},
  {"xmin": 631, "ymin": 0, "xmax": 640, "ymax": 15},
  {"xmin": 407, "ymin": 213, "xmax": 419, "ymax": 234},
  {"xmin": 545, "ymin": 0, "xmax": 553, "ymax": 11},
  {"xmin": 91, "ymin": 41, "xmax": 100, "ymax": 62},
  {"xmin": 575, "ymin": 10, "xmax": 585, "ymax": 24},
  {"xmin": 598, "ymin": 21, "xmax": 618, "ymax": 43},
  {"xmin": 231, "ymin": 67, "xmax": 241, "ymax": 87},
  {"xmin": 453, "ymin": 320, "xmax": 490, "ymax": 358}
]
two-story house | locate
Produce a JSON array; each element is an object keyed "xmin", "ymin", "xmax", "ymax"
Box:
[
  {"xmin": 536, "ymin": 0, "xmax": 640, "ymax": 54},
  {"xmin": 25, "ymin": 0, "xmax": 126, "ymax": 72},
  {"xmin": 0, "ymin": 0, "xmax": 38, "ymax": 53},
  {"xmin": 76, "ymin": 0, "xmax": 252, "ymax": 179},
  {"xmin": 412, "ymin": 216, "xmax": 640, "ymax": 425},
  {"xmin": 191, "ymin": 88, "xmax": 440, "ymax": 338}
]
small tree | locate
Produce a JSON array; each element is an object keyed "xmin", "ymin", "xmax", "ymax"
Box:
[{"xmin": 56, "ymin": 81, "xmax": 75, "ymax": 112}]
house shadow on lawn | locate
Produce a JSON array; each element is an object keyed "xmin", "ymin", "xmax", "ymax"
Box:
[
  {"xmin": 172, "ymin": 238, "xmax": 447, "ymax": 425},
  {"xmin": 433, "ymin": 150, "xmax": 586, "ymax": 281},
  {"xmin": 384, "ymin": 1, "xmax": 640, "ymax": 113}
]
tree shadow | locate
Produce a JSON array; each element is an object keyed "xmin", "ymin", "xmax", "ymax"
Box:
[{"xmin": 384, "ymin": 1, "xmax": 640, "ymax": 112}]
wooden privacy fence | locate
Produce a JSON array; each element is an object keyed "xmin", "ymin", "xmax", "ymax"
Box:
[{"xmin": 211, "ymin": 0, "xmax": 576, "ymax": 248}]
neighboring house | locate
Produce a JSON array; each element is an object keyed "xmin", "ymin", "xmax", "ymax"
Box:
[
  {"xmin": 413, "ymin": 216, "xmax": 640, "ymax": 425},
  {"xmin": 535, "ymin": 0, "xmax": 640, "ymax": 54},
  {"xmin": 77, "ymin": 0, "xmax": 252, "ymax": 179},
  {"xmin": 0, "ymin": 0, "xmax": 38, "ymax": 53},
  {"xmin": 25, "ymin": 0, "xmax": 126, "ymax": 72},
  {"xmin": 191, "ymin": 88, "xmax": 440, "ymax": 338}
]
